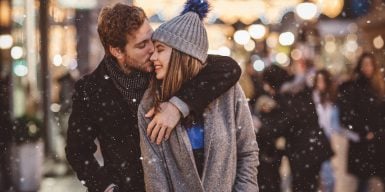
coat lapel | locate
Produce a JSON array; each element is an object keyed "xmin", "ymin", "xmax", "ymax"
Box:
[{"xmin": 201, "ymin": 103, "xmax": 216, "ymax": 182}]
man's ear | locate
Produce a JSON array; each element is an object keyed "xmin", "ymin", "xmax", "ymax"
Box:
[{"xmin": 109, "ymin": 46, "xmax": 123, "ymax": 59}]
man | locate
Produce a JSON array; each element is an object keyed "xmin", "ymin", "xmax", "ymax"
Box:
[{"xmin": 65, "ymin": 3, "xmax": 241, "ymax": 192}]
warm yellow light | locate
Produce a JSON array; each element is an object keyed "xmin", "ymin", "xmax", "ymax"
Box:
[
  {"xmin": 266, "ymin": 33, "xmax": 279, "ymax": 48},
  {"xmin": 244, "ymin": 40, "xmax": 256, "ymax": 52},
  {"xmin": 325, "ymin": 41, "xmax": 337, "ymax": 53},
  {"xmin": 291, "ymin": 49, "xmax": 303, "ymax": 60},
  {"xmin": 0, "ymin": 1, "xmax": 11, "ymax": 26},
  {"xmin": 275, "ymin": 53, "xmax": 289, "ymax": 65},
  {"xmin": 345, "ymin": 40, "xmax": 358, "ymax": 52},
  {"xmin": 314, "ymin": 0, "xmax": 344, "ymax": 18},
  {"xmin": 373, "ymin": 35, "xmax": 384, "ymax": 49}
]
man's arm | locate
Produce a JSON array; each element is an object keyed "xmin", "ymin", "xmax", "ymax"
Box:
[
  {"xmin": 65, "ymin": 79, "xmax": 112, "ymax": 192},
  {"xmin": 174, "ymin": 55, "xmax": 241, "ymax": 115}
]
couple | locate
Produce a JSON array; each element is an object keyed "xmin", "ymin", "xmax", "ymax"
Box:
[{"xmin": 65, "ymin": 1, "xmax": 259, "ymax": 192}]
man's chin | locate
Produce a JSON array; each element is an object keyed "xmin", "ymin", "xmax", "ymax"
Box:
[
  {"xmin": 138, "ymin": 66, "xmax": 153, "ymax": 73},
  {"xmin": 143, "ymin": 66, "xmax": 154, "ymax": 73}
]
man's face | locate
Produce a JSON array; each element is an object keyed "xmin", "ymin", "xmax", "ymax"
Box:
[{"xmin": 118, "ymin": 20, "xmax": 155, "ymax": 74}]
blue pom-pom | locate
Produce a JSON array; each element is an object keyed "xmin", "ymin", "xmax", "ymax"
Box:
[{"xmin": 181, "ymin": 0, "xmax": 210, "ymax": 20}]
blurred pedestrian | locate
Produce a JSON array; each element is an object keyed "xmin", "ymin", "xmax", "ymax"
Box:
[
  {"xmin": 0, "ymin": 77, "xmax": 13, "ymax": 191},
  {"xmin": 312, "ymin": 69, "xmax": 340, "ymax": 192},
  {"xmin": 337, "ymin": 52, "xmax": 385, "ymax": 192},
  {"xmin": 262, "ymin": 64, "xmax": 333, "ymax": 192},
  {"xmin": 254, "ymin": 95, "xmax": 285, "ymax": 192},
  {"xmin": 281, "ymin": 59, "xmax": 316, "ymax": 94}
]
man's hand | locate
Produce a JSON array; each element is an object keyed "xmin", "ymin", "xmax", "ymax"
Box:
[{"xmin": 145, "ymin": 102, "xmax": 181, "ymax": 144}]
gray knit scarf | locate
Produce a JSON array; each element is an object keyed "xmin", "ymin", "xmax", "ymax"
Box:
[{"xmin": 104, "ymin": 56, "xmax": 150, "ymax": 108}]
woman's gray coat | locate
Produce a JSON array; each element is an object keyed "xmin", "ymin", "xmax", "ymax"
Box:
[{"xmin": 138, "ymin": 84, "xmax": 259, "ymax": 192}]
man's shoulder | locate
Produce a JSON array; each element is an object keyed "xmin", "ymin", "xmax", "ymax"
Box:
[
  {"xmin": 138, "ymin": 88, "xmax": 153, "ymax": 114},
  {"xmin": 74, "ymin": 64, "xmax": 104, "ymax": 96},
  {"xmin": 207, "ymin": 54, "xmax": 237, "ymax": 64}
]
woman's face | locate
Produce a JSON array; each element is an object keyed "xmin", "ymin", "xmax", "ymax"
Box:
[
  {"xmin": 315, "ymin": 74, "xmax": 326, "ymax": 92},
  {"xmin": 360, "ymin": 57, "xmax": 375, "ymax": 78},
  {"xmin": 150, "ymin": 41, "xmax": 172, "ymax": 80}
]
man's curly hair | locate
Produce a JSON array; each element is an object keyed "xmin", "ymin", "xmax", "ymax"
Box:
[{"xmin": 97, "ymin": 3, "xmax": 147, "ymax": 55}]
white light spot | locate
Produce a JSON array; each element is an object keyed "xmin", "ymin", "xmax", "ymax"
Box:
[
  {"xmin": 218, "ymin": 46, "xmax": 231, "ymax": 56},
  {"xmin": 53, "ymin": 54, "xmax": 63, "ymax": 66},
  {"xmin": 248, "ymin": 24, "xmax": 266, "ymax": 39},
  {"xmin": 253, "ymin": 60, "xmax": 265, "ymax": 72},
  {"xmin": 0, "ymin": 34, "xmax": 13, "ymax": 49},
  {"xmin": 11, "ymin": 46, "xmax": 23, "ymax": 59},
  {"xmin": 234, "ymin": 30, "xmax": 251, "ymax": 45},
  {"xmin": 14, "ymin": 63, "xmax": 28, "ymax": 77},
  {"xmin": 279, "ymin": 32, "xmax": 295, "ymax": 46},
  {"xmin": 295, "ymin": 3, "xmax": 319, "ymax": 20},
  {"xmin": 50, "ymin": 103, "xmax": 61, "ymax": 112}
]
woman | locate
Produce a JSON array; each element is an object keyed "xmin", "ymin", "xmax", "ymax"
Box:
[
  {"xmin": 137, "ymin": 1, "xmax": 259, "ymax": 191},
  {"xmin": 337, "ymin": 52, "xmax": 385, "ymax": 191},
  {"xmin": 312, "ymin": 69, "xmax": 340, "ymax": 192}
]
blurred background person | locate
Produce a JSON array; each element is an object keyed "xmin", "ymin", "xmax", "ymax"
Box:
[
  {"xmin": 262, "ymin": 64, "xmax": 333, "ymax": 192},
  {"xmin": 254, "ymin": 95, "xmax": 285, "ymax": 192},
  {"xmin": 312, "ymin": 69, "xmax": 343, "ymax": 192},
  {"xmin": 337, "ymin": 52, "xmax": 385, "ymax": 192},
  {"xmin": 0, "ymin": 77, "xmax": 14, "ymax": 191}
]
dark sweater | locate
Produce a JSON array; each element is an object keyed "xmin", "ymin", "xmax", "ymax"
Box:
[{"xmin": 65, "ymin": 55, "xmax": 241, "ymax": 192}]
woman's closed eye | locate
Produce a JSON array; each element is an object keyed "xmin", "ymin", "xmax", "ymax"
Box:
[{"xmin": 156, "ymin": 45, "xmax": 164, "ymax": 53}]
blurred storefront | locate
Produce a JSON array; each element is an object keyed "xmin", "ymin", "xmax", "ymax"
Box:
[{"xmin": 1, "ymin": 0, "xmax": 105, "ymax": 190}]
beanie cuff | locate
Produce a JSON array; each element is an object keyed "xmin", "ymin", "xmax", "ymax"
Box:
[{"xmin": 152, "ymin": 28, "xmax": 208, "ymax": 64}]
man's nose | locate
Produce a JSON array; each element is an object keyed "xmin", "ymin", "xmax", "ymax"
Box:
[{"xmin": 148, "ymin": 41, "xmax": 155, "ymax": 54}]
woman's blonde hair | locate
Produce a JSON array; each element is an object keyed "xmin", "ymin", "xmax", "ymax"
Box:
[{"xmin": 149, "ymin": 49, "xmax": 203, "ymax": 111}]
